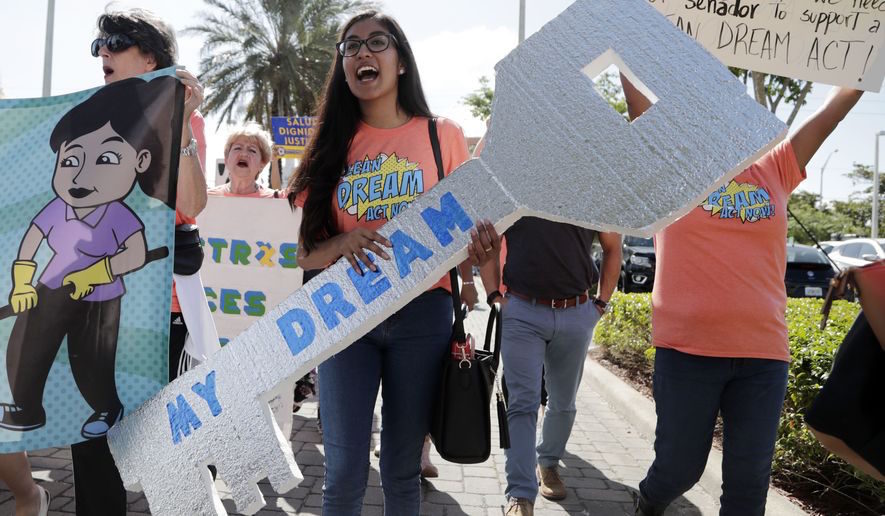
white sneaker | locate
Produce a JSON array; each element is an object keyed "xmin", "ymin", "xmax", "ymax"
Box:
[{"xmin": 37, "ymin": 484, "xmax": 50, "ymax": 516}]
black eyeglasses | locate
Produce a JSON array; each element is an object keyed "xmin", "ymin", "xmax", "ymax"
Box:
[
  {"xmin": 90, "ymin": 33, "xmax": 138, "ymax": 57},
  {"xmin": 336, "ymin": 33, "xmax": 397, "ymax": 57}
]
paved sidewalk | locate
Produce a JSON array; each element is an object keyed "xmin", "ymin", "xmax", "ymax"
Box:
[{"xmin": 2, "ymin": 301, "xmax": 784, "ymax": 515}]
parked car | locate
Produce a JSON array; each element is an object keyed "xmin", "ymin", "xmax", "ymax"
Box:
[
  {"xmin": 817, "ymin": 240, "xmax": 843, "ymax": 255},
  {"xmin": 621, "ymin": 235, "xmax": 655, "ymax": 293},
  {"xmin": 785, "ymin": 243, "xmax": 836, "ymax": 298},
  {"xmin": 827, "ymin": 238, "xmax": 885, "ymax": 270}
]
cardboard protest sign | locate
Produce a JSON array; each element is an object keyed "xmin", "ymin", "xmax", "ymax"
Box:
[
  {"xmin": 0, "ymin": 69, "xmax": 181, "ymax": 452},
  {"xmin": 198, "ymin": 196, "xmax": 303, "ymax": 346},
  {"xmin": 648, "ymin": 0, "xmax": 885, "ymax": 91},
  {"xmin": 107, "ymin": 1, "xmax": 786, "ymax": 514},
  {"xmin": 270, "ymin": 116, "xmax": 316, "ymax": 159},
  {"xmin": 198, "ymin": 196, "xmax": 303, "ymax": 437}
]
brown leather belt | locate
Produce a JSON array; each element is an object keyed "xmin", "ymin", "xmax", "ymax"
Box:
[{"xmin": 507, "ymin": 289, "xmax": 590, "ymax": 309}]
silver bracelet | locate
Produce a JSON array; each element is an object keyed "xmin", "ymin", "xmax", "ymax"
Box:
[
  {"xmin": 181, "ymin": 138, "xmax": 198, "ymax": 157},
  {"xmin": 462, "ymin": 281, "xmax": 475, "ymax": 285}
]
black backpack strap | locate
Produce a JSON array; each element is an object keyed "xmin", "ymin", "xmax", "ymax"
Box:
[{"xmin": 428, "ymin": 117, "xmax": 465, "ymax": 342}]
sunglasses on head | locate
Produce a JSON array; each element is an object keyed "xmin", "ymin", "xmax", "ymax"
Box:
[{"xmin": 90, "ymin": 33, "xmax": 138, "ymax": 57}]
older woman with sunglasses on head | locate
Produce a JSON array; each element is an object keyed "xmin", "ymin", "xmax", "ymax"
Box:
[
  {"xmin": 72, "ymin": 8, "xmax": 209, "ymax": 516},
  {"xmin": 289, "ymin": 10, "xmax": 496, "ymax": 514}
]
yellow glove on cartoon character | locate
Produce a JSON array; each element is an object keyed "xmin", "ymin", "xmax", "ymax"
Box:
[
  {"xmin": 62, "ymin": 257, "xmax": 114, "ymax": 300},
  {"xmin": 10, "ymin": 260, "xmax": 38, "ymax": 313}
]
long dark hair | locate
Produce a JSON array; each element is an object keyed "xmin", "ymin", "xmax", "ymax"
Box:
[
  {"xmin": 50, "ymin": 76, "xmax": 179, "ymax": 209},
  {"xmin": 288, "ymin": 11, "xmax": 433, "ymax": 253}
]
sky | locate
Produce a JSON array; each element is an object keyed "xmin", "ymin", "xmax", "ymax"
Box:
[{"xmin": 0, "ymin": 0, "xmax": 883, "ymax": 201}]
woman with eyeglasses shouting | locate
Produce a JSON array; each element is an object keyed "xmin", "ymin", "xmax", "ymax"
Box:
[{"xmin": 288, "ymin": 10, "xmax": 496, "ymax": 514}]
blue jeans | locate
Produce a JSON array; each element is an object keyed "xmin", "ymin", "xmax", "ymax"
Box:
[
  {"xmin": 318, "ymin": 289, "xmax": 452, "ymax": 515},
  {"xmin": 502, "ymin": 294, "xmax": 600, "ymax": 501},
  {"xmin": 639, "ymin": 348, "xmax": 789, "ymax": 516}
]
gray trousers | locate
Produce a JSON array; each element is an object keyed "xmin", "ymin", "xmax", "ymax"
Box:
[{"xmin": 502, "ymin": 294, "xmax": 600, "ymax": 501}]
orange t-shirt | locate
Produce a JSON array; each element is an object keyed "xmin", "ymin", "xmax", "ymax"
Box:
[
  {"xmin": 651, "ymin": 141, "xmax": 805, "ymax": 362},
  {"xmin": 171, "ymin": 111, "xmax": 207, "ymax": 313},
  {"xmin": 295, "ymin": 116, "xmax": 469, "ymax": 292},
  {"xmin": 207, "ymin": 184, "xmax": 281, "ymax": 198}
]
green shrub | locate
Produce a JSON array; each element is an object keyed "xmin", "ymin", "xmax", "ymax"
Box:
[
  {"xmin": 777, "ymin": 299, "xmax": 883, "ymax": 506},
  {"xmin": 593, "ymin": 291, "xmax": 653, "ymax": 375},
  {"xmin": 593, "ymin": 294, "xmax": 884, "ymax": 506}
]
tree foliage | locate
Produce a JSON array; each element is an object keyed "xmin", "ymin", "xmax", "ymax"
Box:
[
  {"xmin": 788, "ymin": 191, "xmax": 862, "ymax": 243},
  {"xmin": 187, "ymin": 0, "xmax": 370, "ymax": 128},
  {"xmin": 593, "ymin": 71, "xmax": 628, "ymax": 117},
  {"xmin": 788, "ymin": 186, "xmax": 885, "ymax": 243},
  {"xmin": 846, "ymin": 162, "xmax": 885, "ymax": 196},
  {"xmin": 461, "ymin": 71, "xmax": 628, "ymax": 123},
  {"xmin": 461, "ymin": 76, "xmax": 493, "ymax": 122},
  {"xmin": 730, "ymin": 68, "xmax": 813, "ymax": 126}
]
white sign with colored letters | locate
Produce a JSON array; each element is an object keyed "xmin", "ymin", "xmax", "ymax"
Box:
[
  {"xmin": 197, "ymin": 196, "xmax": 303, "ymax": 346},
  {"xmin": 197, "ymin": 196, "xmax": 303, "ymax": 437}
]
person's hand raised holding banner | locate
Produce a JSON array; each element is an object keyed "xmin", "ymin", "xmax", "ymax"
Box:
[{"xmin": 789, "ymin": 87, "xmax": 864, "ymax": 169}]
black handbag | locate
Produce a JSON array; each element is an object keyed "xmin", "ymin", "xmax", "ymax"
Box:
[
  {"xmin": 805, "ymin": 311, "xmax": 884, "ymax": 477},
  {"xmin": 431, "ymin": 299, "xmax": 509, "ymax": 463},
  {"xmin": 174, "ymin": 224, "xmax": 204, "ymax": 275},
  {"xmin": 426, "ymin": 117, "xmax": 509, "ymax": 464},
  {"xmin": 807, "ymin": 260, "xmax": 885, "ymax": 479}
]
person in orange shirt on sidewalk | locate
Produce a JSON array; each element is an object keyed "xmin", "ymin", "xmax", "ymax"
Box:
[
  {"xmin": 288, "ymin": 11, "xmax": 494, "ymax": 513},
  {"xmin": 623, "ymin": 76, "xmax": 864, "ymax": 516},
  {"xmin": 209, "ymin": 123, "xmax": 319, "ymax": 429}
]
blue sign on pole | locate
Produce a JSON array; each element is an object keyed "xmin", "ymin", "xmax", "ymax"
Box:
[{"xmin": 270, "ymin": 116, "xmax": 316, "ymax": 159}]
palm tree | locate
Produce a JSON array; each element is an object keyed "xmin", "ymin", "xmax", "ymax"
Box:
[{"xmin": 187, "ymin": 0, "xmax": 370, "ymax": 128}]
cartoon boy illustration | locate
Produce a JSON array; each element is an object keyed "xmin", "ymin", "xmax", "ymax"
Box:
[{"xmin": 0, "ymin": 76, "xmax": 179, "ymax": 439}]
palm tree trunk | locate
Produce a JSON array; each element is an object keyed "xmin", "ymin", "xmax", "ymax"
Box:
[
  {"xmin": 785, "ymin": 81, "xmax": 813, "ymax": 127},
  {"xmin": 751, "ymin": 71, "xmax": 768, "ymax": 109}
]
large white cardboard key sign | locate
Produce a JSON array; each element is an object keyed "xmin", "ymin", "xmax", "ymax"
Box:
[
  {"xmin": 107, "ymin": 1, "xmax": 786, "ymax": 514},
  {"xmin": 648, "ymin": 0, "xmax": 885, "ymax": 91}
]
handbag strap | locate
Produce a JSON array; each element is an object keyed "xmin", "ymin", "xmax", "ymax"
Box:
[
  {"xmin": 484, "ymin": 303, "xmax": 502, "ymax": 365},
  {"xmin": 428, "ymin": 117, "xmax": 466, "ymax": 342}
]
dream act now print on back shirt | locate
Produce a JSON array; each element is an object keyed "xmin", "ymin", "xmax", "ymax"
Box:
[{"xmin": 652, "ymin": 141, "xmax": 806, "ymax": 363}]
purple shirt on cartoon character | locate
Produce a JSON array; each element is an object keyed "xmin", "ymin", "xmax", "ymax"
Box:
[{"xmin": 32, "ymin": 197, "xmax": 143, "ymax": 301}]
